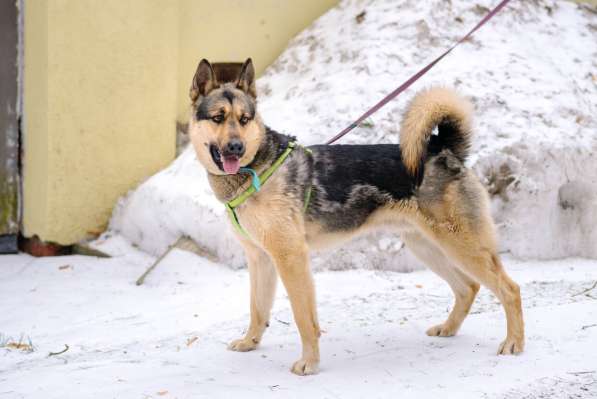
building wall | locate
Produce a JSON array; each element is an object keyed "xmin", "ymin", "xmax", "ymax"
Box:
[
  {"xmin": 23, "ymin": 0, "xmax": 179, "ymax": 244},
  {"xmin": 176, "ymin": 0, "xmax": 337, "ymax": 122},
  {"xmin": 23, "ymin": 0, "xmax": 50, "ymax": 242},
  {"xmin": 23, "ymin": 0, "xmax": 336, "ymax": 245}
]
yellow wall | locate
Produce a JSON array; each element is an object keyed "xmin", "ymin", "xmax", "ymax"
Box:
[
  {"xmin": 23, "ymin": 0, "xmax": 337, "ymax": 245},
  {"xmin": 177, "ymin": 0, "xmax": 338, "ymax": 122},
  {"xmin": 23, "ymin": 0, "xmax": 49, "ymax": 240},
  {"xmin": 24, "ymin": 0, "xmax": 179, "ymax": 244}
]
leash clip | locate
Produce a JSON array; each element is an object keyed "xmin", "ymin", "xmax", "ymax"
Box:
[{"xmin": 239, "ymin": 167, "xmax": 261, "ymax": 192}]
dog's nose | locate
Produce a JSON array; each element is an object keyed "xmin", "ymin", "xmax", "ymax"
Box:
[{"xmin": 224, "ymin": 139, "xmax": 245, "ymax": 156}]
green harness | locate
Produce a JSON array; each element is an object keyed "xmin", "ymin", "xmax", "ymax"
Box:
[{"xmin": 225, "ymin": 142, "xmax": 312, "ymax": 238}]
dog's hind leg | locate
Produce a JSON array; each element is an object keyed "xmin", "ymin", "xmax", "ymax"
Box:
[
  {"xmin": 402, "ymin": 231, "xmax": 479, "ymax": 337},
  {"xmin": 412, "ymin": 158, "xmax": 524, "ymax": 354},
  {"xmin": 433, "ymin": 232, "xmax": 524, "ymax": 355},
  {"xmin": 228, "ymin": 241, "xmax": 277, "ymax": 352}
]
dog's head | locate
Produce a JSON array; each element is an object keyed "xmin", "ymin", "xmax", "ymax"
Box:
[{"xmin": 188, "ymin": 58, "xmax": 264, "ymax": 175}]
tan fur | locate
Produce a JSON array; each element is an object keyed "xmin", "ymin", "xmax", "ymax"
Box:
[
  {"xmin": 188, "ymin": 78, "xmax": 524, "ymax": 375},
  {"xmin": 227, "ymin": 241, "xmax": 277, "ymax": 352},
  {"xmin": 400, "ymin": 87, "xmax": 473, "ymax": 175},
  {"xmin": 190, "ymin": 59, "xmax": 218, "ymax": 103},
  {"xmin": 228, "ymin": 169, "xmax": 321, "ymax": 375},
  {"xmin": 403, "ymin": 176, "xmax": 524, "ymax": 354},
  {"xmin": 188, "ymin": 93, "xmax": 265, "ymax": 177},
  {"xmin": 218, "ymin": 162, "xmax": 523, "ymax": 375},
  {"xmin": 304, "ymin": 205, "xmax": 409, "ymax": 251},
  {"xmin": 401, "ymin": 231, "xmax": 479, "ymax": 337}
]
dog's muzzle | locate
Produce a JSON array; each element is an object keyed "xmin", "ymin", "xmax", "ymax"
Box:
[{"xmin": 210, "ymin": 141, "xmax": 245, "ymax": 174}]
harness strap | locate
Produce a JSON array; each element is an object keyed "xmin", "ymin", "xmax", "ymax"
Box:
[
  {"xmin": 303, "ymin": 185, "xmax": 313, "ymax": 212},
  {"xmin": 226, "ymin": 142, "xmax": 313, "ymax": 238},
  {"xmin": 228, "ymin": 142, "xmax": 297, "ymax": 209}
]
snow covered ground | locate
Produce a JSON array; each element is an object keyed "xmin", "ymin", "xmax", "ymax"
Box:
[
  {"xmin": 108, "ymin": 0, "xmax": 597, "ymax": 271},
  {"xmin": 3, "ymin": 1, "xmax": 595, "ymax": 397},
  {"xmin": 1, "ymin": 242, "xmax": 596, "ymax": 398}
]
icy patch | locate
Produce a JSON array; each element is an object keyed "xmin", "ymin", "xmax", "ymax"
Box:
[{"xmin": 103, "ymin": 0, "xmax": 596, "ymax": 269}]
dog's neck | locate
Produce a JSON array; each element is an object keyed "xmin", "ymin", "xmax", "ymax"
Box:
[{"xmin": 207, "ymin": 127, "xmax": 293, "ymax": 203}]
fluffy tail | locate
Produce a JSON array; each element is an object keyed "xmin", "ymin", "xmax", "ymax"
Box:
[{"xmin": 400, "ymin": 87, "xmax": 473, "ymax": 177}]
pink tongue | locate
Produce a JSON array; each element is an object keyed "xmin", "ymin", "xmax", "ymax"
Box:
[{"xmin": 223, "ymin": 156, "xmax": 240, "ymax": 174}]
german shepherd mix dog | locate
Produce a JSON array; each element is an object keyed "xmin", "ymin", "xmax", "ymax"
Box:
[{"xmin": 188, "ymin": 58, "xmax": 524, "ymax": 375}]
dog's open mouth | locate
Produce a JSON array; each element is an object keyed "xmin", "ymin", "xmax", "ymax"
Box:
[
  {"xmin": 209, "ymin": 144, "xmax": 240, "ymax": 174},
  {"xmin": 222, "ymin": 155, "xmax": 240, "ymax": 174}
]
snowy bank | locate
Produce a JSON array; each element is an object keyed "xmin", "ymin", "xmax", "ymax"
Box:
[{"xmin": 107, "ymin": 0, "xmax": 597, "ymax": 269}]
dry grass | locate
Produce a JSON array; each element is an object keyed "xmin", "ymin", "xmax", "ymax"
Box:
[
  {"xmin": 0, "ymin": 333, "xmax": 35, "ymax": 353},
  {"xmin": 570, "ymin": 0, "xmax": 597, "ymax": 5}
]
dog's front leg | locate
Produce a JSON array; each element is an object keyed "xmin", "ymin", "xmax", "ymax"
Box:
[
  {"xmin": 266, "ymin": 238, "xmax": 320, "ymax": 376},
  {"xmin": 228, "ymin": 241, "xmax": 277, "ymax": 352}
]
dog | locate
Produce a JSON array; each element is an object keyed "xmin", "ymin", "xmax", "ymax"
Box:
[{"xmin": 187, "ymin": 58, "xmax": 524, "ymax": 375}]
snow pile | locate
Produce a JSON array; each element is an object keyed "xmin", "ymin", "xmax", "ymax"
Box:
[
  {"xmin": 109, "ymin": 149, "xmax": 244, "ymax": 267},
  {"xmin": 107, "ymin": 0, "xmax": 597, "ymax": 269}
]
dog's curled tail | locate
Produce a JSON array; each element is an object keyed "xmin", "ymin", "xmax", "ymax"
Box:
[{"xmin": 400, "ymin": 87, "xmax": 473, "ymax": 177}]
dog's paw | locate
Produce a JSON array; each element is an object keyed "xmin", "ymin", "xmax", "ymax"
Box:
[
  {"xmin": 227, "ymin": 337, "xmax": 258, "ymax": 352},
  {"xmin": 497, "ymin": 336, "xmax": 524, "ymax": 355},
  {"xmin": 291, "ymin": 357, "xmax": 319, "ymax": 376},
  {"xmin": 426, "ymin": 323, "xmax": 457, "ymax": 337}
]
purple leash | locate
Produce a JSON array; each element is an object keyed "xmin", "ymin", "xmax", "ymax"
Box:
[{"xmin": 325, "ymin": 0, "xmax": 511, "ymax": 145}]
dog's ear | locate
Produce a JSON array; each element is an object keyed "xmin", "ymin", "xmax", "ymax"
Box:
[
  {"xmin": 236, "ymin": 58, "xmax": 256, "ymax": 98},
  {"xmin": 190, "ymin": 59, "xmax": 219, "ymax": 103}
]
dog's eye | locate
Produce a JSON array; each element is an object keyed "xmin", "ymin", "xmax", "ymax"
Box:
[
  {"xmin": 239, "ymin": 115, "xmax": 250, "ymax": 126},
  {"xmin": 211, "ymin": 115, "xmax": 224, "ymax": 124}
]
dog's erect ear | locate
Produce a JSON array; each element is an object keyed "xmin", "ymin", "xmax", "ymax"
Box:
[
  {"xmin": 236, "ymin": 58, "xmax": 256, "ymax": 98},
  {"xmin": 190, "ymin": 59, "xmax": 218, "ymax": 103}
]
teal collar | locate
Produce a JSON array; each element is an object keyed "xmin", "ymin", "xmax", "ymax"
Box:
[
  {"xmin": 238, "ymin": 167, "xmax": 261, "ymax": 192},
  {"xmin": 225, "ymin": 142, "xmax": 312, "ymax": 238}
]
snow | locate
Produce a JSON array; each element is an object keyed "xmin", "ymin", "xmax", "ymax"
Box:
[
  {"xmin": 107, "ymin": 0, "xmax": 597, "ymax": 271},
  {"xmin": 109, "ymin": 149, "xmax": 244, "ymax": 268},
  {"xmin": 3, "ymin": 1, "xmax": 596, "ymax": 397},
  {"xmin": 2, "ymin": 249, "xmax": 597, "ymax": 398}
]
